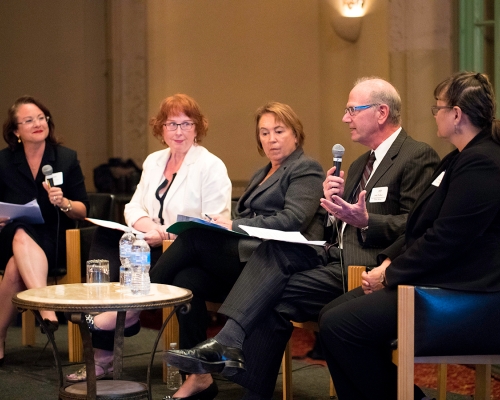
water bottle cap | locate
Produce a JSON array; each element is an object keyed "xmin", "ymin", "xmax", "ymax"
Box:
[{"xmin": 124, "ymin": 227, "xmax": 132, "ymax": 232}]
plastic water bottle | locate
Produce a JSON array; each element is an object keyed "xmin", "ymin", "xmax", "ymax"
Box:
[
  {"xmin": 130, "ymin": 233, "xmax": 151, "ymax": 295},
  {"xmin": 166, "ymin": 343, "xmax": 183, "ymax": 390},
  {"xmin": 119, "ymin": 228, "xmax": 135, "ymax": 286}
]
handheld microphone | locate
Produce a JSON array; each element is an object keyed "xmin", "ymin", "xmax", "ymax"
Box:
[
  {"xmin": 42, "ymin": 165, "xmax": 54, "ymax": 187},
  {"xmin": 332, "ymin": 144, "xmax": 345, "ymax": 177}
]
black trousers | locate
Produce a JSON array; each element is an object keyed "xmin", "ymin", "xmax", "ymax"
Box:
[
  {"xmin": 219, "ymin": 240, "xmax": 345, "ymax": 397},
  {"xmin": 318, "ymin": 287, "xmax": 426, "ymax": 400},
  {"xmin": 150, "ymin": 228, "xmax": 245, "ymax": 349},
  {"xmin": 92, "ymin": 228, "xmax": 245, "ymax": 350}
]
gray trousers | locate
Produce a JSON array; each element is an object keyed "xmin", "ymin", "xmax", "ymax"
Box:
[{"xmin": 218, "ymin": 240, "xmax": 345, "ymax": 397}]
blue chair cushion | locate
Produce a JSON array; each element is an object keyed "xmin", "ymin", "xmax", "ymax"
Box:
[{"xmin": 413, "ymin": 286, "xmax": 500, "ymax": 357}]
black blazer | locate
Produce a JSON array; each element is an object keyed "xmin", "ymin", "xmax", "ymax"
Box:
[
  {"xmin": 233, "ymin": 147, "xmax": 326, "ymax": 262},
  {"xmin": 338, "ymin": 129, "xmax": 440, "ymax": 267},
  {"xmin": 0, "ymin": 143, "xmax": 89, "ymax": 271},
  {"xmin": 384, "ymin": 130, "xmax": 500, "ymax": 292}
]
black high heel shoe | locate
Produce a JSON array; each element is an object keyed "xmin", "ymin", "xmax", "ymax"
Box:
[
  {"xmin": 162, "ymin": 381, "xmax": 218, "ymax": 400},
  {"xmin": 40, "ymin": 319, "xmax": 59, "ymax": 335}
]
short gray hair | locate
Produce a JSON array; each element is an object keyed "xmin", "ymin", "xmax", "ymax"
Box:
[{"xmin": 354, "ymin": 77, "xmax": 402, "ymax": 125}]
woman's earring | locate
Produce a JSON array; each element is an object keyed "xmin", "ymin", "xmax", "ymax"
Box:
[
  {"xmin": 194, "ymin": 137, "xmax": 198, "ymax": 144},
  {"xmin": 17, "ymin": 136, "xmax": 21, "ymax": 143}
]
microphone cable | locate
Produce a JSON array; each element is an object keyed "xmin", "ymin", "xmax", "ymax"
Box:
[{"xmin": 53, "ymin": 205, "xmax": 60, "ymax": 285}]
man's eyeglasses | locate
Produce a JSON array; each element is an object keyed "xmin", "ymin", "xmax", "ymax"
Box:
[
  {"xmin": 344, "ymin": 104, "xmax": 379, "ymax": 116},
  {"xmin": 431, "ymin": 105, "xmax": 454, "ymax": 116},
  {"xmin": 17, "ymin": 116, "xmax": 49, "ymax": 127},
  {"xmin": 163, "ymin": 121, "xmax": 195, "ymax": 131}
]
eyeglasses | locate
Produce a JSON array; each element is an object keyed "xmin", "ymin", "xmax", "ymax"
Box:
[
  {"xmin": 344, "ymin": 104, "xmax": 379, "ymax": 116},
  {"xmin": 163, "ymin": 121, "xmax": 195, "ymax": 131},
  {"xmin": 431, "ymin": 105, "xmax": 454, "ymax": 116},
  {"xmin": 17, "ymin": 115, "xmax": 49, "ymax": 127}
]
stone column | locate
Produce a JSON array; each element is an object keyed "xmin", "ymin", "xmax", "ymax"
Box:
[{"xmin": 388, "ymin": 0, "xmax": 455, "ymax": 156}]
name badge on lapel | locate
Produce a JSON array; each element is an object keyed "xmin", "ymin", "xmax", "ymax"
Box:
[
  {"xmin": 369, "ymin": 187, "xmax": 388, "ymax": 203},
  {"xmin": 432, "ymin": 171, "xmax": 445, "ymax": 187}
]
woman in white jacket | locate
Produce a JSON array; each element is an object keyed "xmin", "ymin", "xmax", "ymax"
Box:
[
  {"xmin": 67, "ymin": 93, "xmax": 231, "ymax": 382},
  {"xmin": 89, "ymin": 93, "xmax": 232, "ymax": 281}
]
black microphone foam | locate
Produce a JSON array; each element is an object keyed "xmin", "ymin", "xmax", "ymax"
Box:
[
  {"xmin": 332, "ymin": 144, "xmax": 345, "ymax": 177},
  {"xmin": 42, "ymin": 164, "xmax": 54, "ymax": 186}
]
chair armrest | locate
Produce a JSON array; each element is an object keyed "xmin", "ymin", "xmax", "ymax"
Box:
[
  {"xmin": 347, "ymin": 265, "xmax": 366, "ymax": 291},
  {"xmin": 162, "ymin": 239, "xmax": 174, "ymax": 252}
]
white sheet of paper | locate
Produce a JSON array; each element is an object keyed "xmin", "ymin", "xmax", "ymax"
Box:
[
  {"xmin": 238, "ymin": 225, "xmax": 326, "ymax": 246},
  {"xmin": 86, "ymin": 218, "xmax": 142, "ymax": 235}
]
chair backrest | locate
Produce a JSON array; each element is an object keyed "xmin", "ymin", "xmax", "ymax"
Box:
[
  {"xmin": 78, "ymin": 193, "xmax": 116, "ymax": 274},
  {"xmin": 56, "ymin": 193, "xmax": 116, "ymax": 278},
  {"xmin": 77, "ymin": 193, "xmax": 116, "ymax": 229},
  {"xmin": 413, "ymin": 286, "xmax": 500, "ymax": 357}
]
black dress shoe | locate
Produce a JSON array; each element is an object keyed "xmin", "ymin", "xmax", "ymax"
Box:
[
  {"xmin": 165, "ymin": 338, "xmax": 245, "ymax": 377},
  {"xmin": 162, "ymin": 381, "xmax": 218, "ymax": 400}
]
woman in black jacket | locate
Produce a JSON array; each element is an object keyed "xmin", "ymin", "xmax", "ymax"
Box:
[{"xmin": 0, "ymin": 96, "xmax": 89, "ymax": 365}]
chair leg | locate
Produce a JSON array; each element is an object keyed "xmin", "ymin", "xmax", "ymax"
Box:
[
  {"xmin": 329, "ymin": 375, "xmax": 336, "ymax": 398},
  {"xmin": 22, "ymin": 311, "xmax": 36, "ymax": 346},
  {"xmin": 282, "ymin": 339, "xmax": 293, "ymax": 400},
  {"xmin": 163, "ymin": 306, "xmax": 179, "ymax": 383},
  {"xmin": 398, "ymin": 286, "xmax": 415, "ymax": 400},
  {"xmin": 474, "ymin": 364, "xmax": 491, "ymax": 400},
  {"xmin": 436, "ymin": 364, "xmax": 447, "ymax": 400}
]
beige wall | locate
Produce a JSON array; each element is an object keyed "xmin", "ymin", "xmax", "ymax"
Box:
[
  {"xmin": 318, "ymin": 0, "xmax": 392, "ymax": 170},
  {"xmin": 1, "ymin": 0, "xmax": 456, "ymax": 191},
  {"xmin": 0, "ymin": 0, "xmax": 108, "ymax": 192},
  {"xmin": 147, "ymin": 0, "xmax": 322, "ymax": 181}
]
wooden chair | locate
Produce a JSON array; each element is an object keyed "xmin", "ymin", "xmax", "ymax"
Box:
[
  {"xmin": 13, "ymin": 193, "xmax": 115, "ymax": 362},
  {"xmin": 345, "ymin": 267, "xmax": 500, "ymax": 400},
  {"xmin": 397, "ymin": 285, "xmax": 500, "ymax": 400}
]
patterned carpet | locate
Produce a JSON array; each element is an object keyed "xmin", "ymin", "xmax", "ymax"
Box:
[
  {"xmin": 142, "ymin": 309, "xmax": 500, "ymax": 398},
  {"xmin": 290, "ymin": 327, "xmax": 500, "ymax": 399}
]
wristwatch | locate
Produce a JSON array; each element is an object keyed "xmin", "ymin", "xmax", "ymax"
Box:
[
  {"xmin": 60, "ymin": 199, "xmax": 73, "ymax": 212},
  {"xmin": 380, "ymin": 270, "xmax": 388, "ymax": 287}
]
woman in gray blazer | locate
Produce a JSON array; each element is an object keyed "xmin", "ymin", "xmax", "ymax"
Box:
[{"xmin": 71, "ymin": 102, "xmax": 326, "ymax": 396}]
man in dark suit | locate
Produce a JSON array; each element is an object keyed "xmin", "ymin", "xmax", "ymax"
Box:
[{"xmin": 166, "ymin": 77, "xmax": 440, "ymax": 400}]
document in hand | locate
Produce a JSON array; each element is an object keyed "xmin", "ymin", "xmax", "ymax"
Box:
[
  {"xmin": 238, "ymin": 225, "xmax": 326, "ymax": 246},
  {"xmin": 85, "ymin": 218, "xmax": 142, "ymax": 235},
  {"xmin": 166, "ymin": 215, "xmax": 326, "ymax": 246},
  {"xmin": 0, "ymin": 199, "xmax": 44, "ymax": 224},
  {"xmin": 167, "ymin": 215, "xmax": 246, "ymax": 236}
]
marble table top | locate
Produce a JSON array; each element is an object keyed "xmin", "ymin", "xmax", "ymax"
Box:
[{"xmin": 12, "ymin": 283, "xmax": 192, "ymax": 313}]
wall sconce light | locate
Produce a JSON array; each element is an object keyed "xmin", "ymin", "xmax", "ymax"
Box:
[
  {"xmin": 329, "ymin": 0, "xmax": 365, "ymax": 43},
  {"xmin": 342, "ymin": 0, "xmax": 365, "ymax": 17}
]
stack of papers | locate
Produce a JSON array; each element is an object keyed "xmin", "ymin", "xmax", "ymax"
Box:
[{"xmin": 0, "ymin": 199, "xmax": 44, "ymax": 224}]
